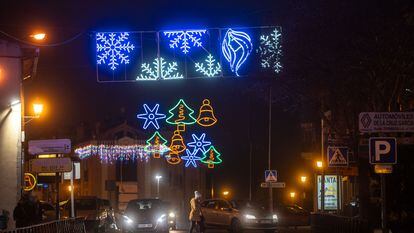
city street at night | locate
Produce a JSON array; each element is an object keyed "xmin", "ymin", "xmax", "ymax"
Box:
[{"xmin": 0, "ymin": 1, "xmax": 413, "ymax": 233}]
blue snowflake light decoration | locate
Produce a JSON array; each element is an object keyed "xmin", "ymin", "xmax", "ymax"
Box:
[
  {"xmin": 96, "ymin": 32, "xmax": 135, "ymax": 70},
  {"xmin": 164, "ymin": 30, "xmax": 207, "ymax": 54},
  {"xmin": 137, "ymin": 57, "xmax": 184, "ymax": 81},
  {"xmin": 257, "ymin": 28, "xmax": 283, "ymax": 73},
  {"xmin": 187, "ymin": 133, "xmax": 212, "ymax": 155},
  {"xmin": 137, "ymin": 104, "xmax": 166, "ymax": 130},
  {"xmin": 195, "ymin": 54, "xmax": 221, "ymax": 77},
  {"xmin": 182, "ymin": 149, "xmax": 202, "ymax": 168},
  {"xmin": 222, "ymin": 29, "xmax": 252, "ymax": 76}
]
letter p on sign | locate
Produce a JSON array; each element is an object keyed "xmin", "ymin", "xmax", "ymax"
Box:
[{"xmin": 369, "ymin": 137, "xmax": 397, "ymax": 164}]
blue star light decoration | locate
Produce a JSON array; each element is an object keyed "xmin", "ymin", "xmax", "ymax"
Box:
[
  {"xmin": 164, "ymin": 30, "xmax": 207, "ymax": 54},
  {"xmin": 187, "ymin": 133, "xmax": 212, "ymax": 155},
  {"xmin": 195, "ymin": 54, "xmax": 221, "ymax": 77},
  {"xmin": 137, "ymin": 57, "xmax": 184, "ymax": 81},
  {"xmin": 257, "ymin": 28, "xmax": 283, "ymax": 74},
  {"xmin": 182, "ymin": 149, "xmax": 202, "ymax": 168},
  {"xmin": 137, "ymin": 104, "xmax": 166, "ymax": 130},
  {"xmin": 96, "ymin": 32, "xmax": 135, "ymax": 70},
  {"xmin": 222, "ymin": 29, "xmax": 252, "ymax": 76}
]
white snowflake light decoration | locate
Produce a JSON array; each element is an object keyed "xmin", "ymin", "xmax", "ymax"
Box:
[
  {"xmin": 163, "ymin": 30, "xmax": 207, "ymax": 54},
  {"xmin": 96, "ymin": 32, "xmax": 135, "ymax": 70},
  {"xmin": 195, "ymin": 54, "xmax": 221, "ymax": 77},
  {"xmin": 137, "ymin": 57, "xmax": 184, "ymax": 81},
  {"xmin": 256, "ymin": 28, "xmax": 283, "ymax": 74}
]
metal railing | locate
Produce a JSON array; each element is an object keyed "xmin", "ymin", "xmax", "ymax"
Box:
[
  {"xmin": 1, "ymin": 217, "xmax": 86, "ymax": 233},
  {"xmin": 311, "ymin": 213, "xmax": 369, "ymax": 233}
]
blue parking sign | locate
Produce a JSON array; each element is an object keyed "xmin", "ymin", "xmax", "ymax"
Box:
[{"xmin": 369, "ymin": 137, "xmax": 397, "ymax": 164}]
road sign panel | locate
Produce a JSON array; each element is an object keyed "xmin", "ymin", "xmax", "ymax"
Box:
[
  {"xmin": 369, "ymin": 137, "xmax": 397, "ymax": 164},
  {"xmin": 374, "ymin": 165, "xmax": 393, "ymax": 174},
  {"xmin": 28, "ymin": 139, "xmax": 71, "ymax": 155},
  {"xmin": 359, "ymin": 112, "xmax": 414, "ymax": 133},
  {"xmin": 265, "ymin": 170, "xmax": 277, "ymax": 182},
  {"xmin": 29, "ymin": 157, "xmax": 72, "ymax": 173},
  {"xmin": 261, "ymin": 182, "xmax": 285, "ymax": 188},
  {"xmin": 327, "ymin": 147, "xmax": 348, "ymax": 167}
]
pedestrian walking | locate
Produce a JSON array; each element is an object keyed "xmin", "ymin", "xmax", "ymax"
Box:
[{"xmin": 189, "ymin": 191, "xmax": 204, "ymax": 233}]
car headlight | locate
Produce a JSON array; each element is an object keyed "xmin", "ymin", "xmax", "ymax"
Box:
[
  {"xmin": 123, "ymin": 215, "xmax": 133, "ymax": 224},
  {"xmin": 157, "ymin": 214, "xmax": 166, "ymax": 223},
  {"xmin": 272, "ymin": 214, "xmax": 278, "ymax": 220},
  {"xmin": 245, "ymin": 214, "xmax": 256, "ymax": 220},
  {"xmin": 169, "ymin": 212, "xmax": 176, "ymax": 218}
]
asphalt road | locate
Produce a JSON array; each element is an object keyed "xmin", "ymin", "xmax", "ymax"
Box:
[{"xmin": 171, "ymin": 226, "xmax": 311, "ymax": 233}]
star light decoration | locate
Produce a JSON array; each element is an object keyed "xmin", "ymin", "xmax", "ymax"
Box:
[
  {"xmin": 182, "ymin": 149, "xmax": 202, "ymax": 168},
  {"xmin": 187, "ymin": 133, "xmax": 212, "ymax": 155},
  {"xmin": 137, "ymin": 104, "xmax": 166, "ymax": 130},
  {"xmin": 163, "ymin": 30, "xmax": 207, "ymax": 54},
  {"xmin": 137, "ymin": 57, "xmax": 183, "ymax": 81},
  {"xmin": 96, "ymin": 32, "xmax": 135, "ymax": 70},
  {"xmin": 195, "ymin": 54, "xmax": 221, "ymax": 77}
]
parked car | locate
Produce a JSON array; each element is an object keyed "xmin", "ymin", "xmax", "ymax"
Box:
[
  {"xmin": 201, "ymin": 199, "xmax": 278, "ymax": 233},
  {"xmin": 121, "ymin": 198, "xmax": 177, "ymax": 233},
  {"xmin": 275, "ymin": 204, "xmax": 310, "ymax": 226}
]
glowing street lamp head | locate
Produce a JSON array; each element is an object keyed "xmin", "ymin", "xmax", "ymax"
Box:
[
  {"xmin": 316, "ymin": 161, "xmax": 323, "ymax": 168},
  {"xmin": 223, "ymin": 191, "xmax": 229, "ymax": 196},
  {"xmin": 31, "ymin": 33, "xmax": 46, "ymax": 41},
  {"xmin": 290, "ymin": 192, "xmax": 296, "ymax": 198},
  {"xmin": 300, "ymin": 176, "xmax": 307, "ymax": 183},
  {"xmin": 33, "ymin": 103, "xmax": 44, "ymax": 116},
  {"xmin": 155, "ymin": 175, "xmax": 162, "ymax": 180}
]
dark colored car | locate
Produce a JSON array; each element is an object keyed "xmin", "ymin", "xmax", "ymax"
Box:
[
  {"xmin": 201, "ymin": 199, "xmax": 278, "ymax": 233},
  {"xmin": 122, "ymin": 199, "xmax": 176, "ymax": 233},
  {"xmin": 275, "ymin": 204, "xmax": 310, "ymax": 226}
]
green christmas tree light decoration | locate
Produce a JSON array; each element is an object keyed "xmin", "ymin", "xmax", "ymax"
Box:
[
  {"xmin": 166, "ymin": 99, "xmax": 197, "ymax": 125},
  {"xmin": 201, "ymin": 145, "xmax": 222, "ymax": 168},
  {"xmin": 144, "ymin": 131, "xmax": 169, "ymax": 158}
]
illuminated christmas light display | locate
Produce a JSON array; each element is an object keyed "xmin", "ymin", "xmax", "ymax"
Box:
[
  {"xmin": 187, "ymin": 133, "xmax": 212, "ymax": 155},
  {"xmin": 137, "ymin": 104, "xmax": 166, "ymax": 130},
  {"xmin": 144, "ymin": 131, "xmax": 169, "ymax": 158},
  {"xmin": 137, "ymin": 57, "xmax": 183, "ymax": 81},
  {"xmin": 201, "ymin": 145, "xmax": 222, "ymax": 168},
  {"xmin": 195, "ymin": 54, "xmax": 221, "ymax": 77},
  {"xmin": 257, "ymin": 28, "xmax": 282, "ymax": 73},
  {"xmin": 166, "ymin": 99, "xmax": 197, "ymax": 125},
  {"xmin": 182, "ymin": 149, "xmax": 202, "ymax": 168},
  {"xmin": 166, "ymin": 151, "xmax": 182, "ymax": 165},
  {"xmin": 196, "ymin": 99, "xmax": 217, "ymax": 127},
  {"xmin": 169, "ymin": 130, "xmax": 186, "ymax": 154},
  {"xmin": 221, "ymin": 29, "xmax": 252, "ymax": 76},
  {"xmin": 163, "ymin": 30, "xmax": 207, "ymax": 54},
  {"xmin": 75, "ymin": 144, "xmax": 149, "ymax": 163},
  {"xmin": 96, "ymin": 32, "xmax": 135, "ymax": 70}
]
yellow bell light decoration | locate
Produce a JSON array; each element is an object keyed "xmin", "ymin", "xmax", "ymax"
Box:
[
  {"xmin": 196, "ymin": 99, "xmax": 217, "ymax": 127},
  {"xmin": 169, "ymin": 130, "xmax": 186, "ymax": 154},
  {"xmin": 24, "ymin": 173, "xmax": 37, "ymax": 191},
  {"xmin": 166, "ymin": 150, "xmax": 182, "ymax": 165},
  {"xmin": 201, "ymin": 145, "xmax": 222, "ymax": 168},
  {"xmin": 144, "ymin": 131, "xmax": 169, "ymax": 158}
]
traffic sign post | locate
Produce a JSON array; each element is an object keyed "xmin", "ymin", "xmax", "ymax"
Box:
[
  {"xmin": 327, "ymin": 147, "xmax": 349, "ymax": 167},
  {"xmin": 261, "ymin": 182, "xmax": 286, "ymax": 188},
  {"xmin": 265, "ymin": 170, "xmax": 278, "ymax": 182}
]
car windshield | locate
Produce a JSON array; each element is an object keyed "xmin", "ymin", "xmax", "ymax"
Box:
[
  {"xmin": 126, "ymin": 199, "xmax": 163, "ymax": 212},
  {"xmin": 75, "ymin": 199, "xmax": 97, "ymax": 210},
  {"xmin": 231, "ymin": 200, "xmax": 263, "ymax": 210}
]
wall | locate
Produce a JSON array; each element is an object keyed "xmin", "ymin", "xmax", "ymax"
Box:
[{"xmin": 0, "ymin": 40, "xmax": 22, "ymax": 229}]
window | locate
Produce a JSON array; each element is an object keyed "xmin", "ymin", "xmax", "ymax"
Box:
[
  {"xmin": 202, "ymin": 200, "xmax": 217, "ymax": 209},
  {"xmin": 218, "ymin": 200, "xmax": 230, "ymax": 209}
]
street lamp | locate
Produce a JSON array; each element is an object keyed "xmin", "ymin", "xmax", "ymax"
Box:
[
  {"xmin": 222, "ymin": 190, "xmax": 230, "ymax": 199},
  {"xmin": 24, "ymin": 102, "xmax": 44, "ymax": 124},
  {"xmin": 300, "ymin": 176, "xmax": 307, "ymax": 183},
  {"xmin": 155, "ymin": 175, "xmax": 162, "ymax": 197},
  {"xmin": 290, "ymin": 191, "xmax": 296, "ymax": 204},
  {"xmin": 316, "ymin": 160, "xmax": 323, "ymax": 168},
  {"xmin": 30, "ymin": 33, "xmax": 46, "ymax": 41}
]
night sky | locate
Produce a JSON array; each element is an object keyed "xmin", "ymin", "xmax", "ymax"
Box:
[{"xmin": 0, "ymin": 0, "xmax": 401, "ymax": 202}]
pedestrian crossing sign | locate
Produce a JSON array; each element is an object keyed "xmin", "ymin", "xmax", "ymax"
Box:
[
  {"xmin": 265, "ymin": 170, "xmax": 277, "ymax": 183},
  {"xmin": 327, "ymin": 147, "xmax": 349, "ymax": 167}
]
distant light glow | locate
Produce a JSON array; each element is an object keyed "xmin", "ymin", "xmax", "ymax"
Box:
[
  {"xmin": 96, "ymin": 32, "xmax": 135, "ymax": 70},
  {"xmin": 222, "ymin": 29, "xmax": 252, "ymax": 76},
  {"xmin": 163, "ymin": 30, "xmax": 207, "ymax": 54},
  {"xmin": 31, "ymin": 33, "xmax": 46, "ymax": 40},
  {"xmin": 33, "ymin": 103, "xmax": 44, "ymax": 116},
  {"xmin": 137, "ymin": 104, "xmax": 166, "ymax": 130}
]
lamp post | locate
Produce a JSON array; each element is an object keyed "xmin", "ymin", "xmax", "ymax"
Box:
[
  {"xmin": 316, "ymin": 160, "xmax": 325, "ymax": 212},
  {"xmin": 155, "ymin": 175, "xmax": 162, "ymax": 198},
  {"xmin": 300, "ymin": 176, "xmax": 307, "ymax": 207},
  {"xmin": 290, "ymin": 192, "xmax": 296, "ymax": 204}
]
